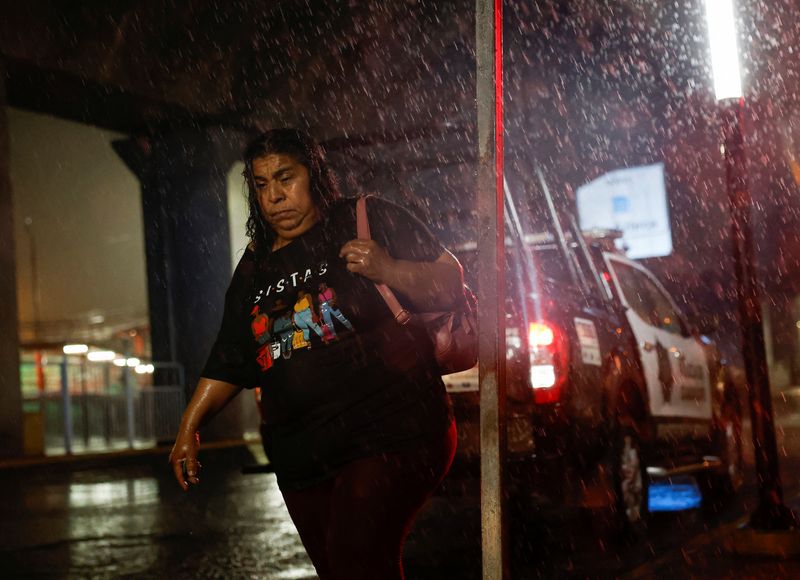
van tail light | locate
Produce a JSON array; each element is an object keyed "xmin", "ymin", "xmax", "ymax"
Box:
[
  {"xmin": 528, "ymin": 322, "xmax": 555, "ymax": 348},
  {"xmin": 528, "ymin": 321, "xmax": 568, "ymax": 404}
]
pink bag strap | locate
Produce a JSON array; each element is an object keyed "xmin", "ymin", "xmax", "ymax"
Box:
[{"xmin": 356, "ymin": 196, "xmax": 411, "ymax": 325}]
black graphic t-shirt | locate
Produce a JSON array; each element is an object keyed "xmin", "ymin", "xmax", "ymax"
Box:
[{"xmin": 202, "ymin": 197, "xmax": 453, "ymax": 489}]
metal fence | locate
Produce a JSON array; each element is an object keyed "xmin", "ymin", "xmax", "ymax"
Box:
[{"xmin": 21, "ymin": 352, "xmax": 185, "ymax": 455}]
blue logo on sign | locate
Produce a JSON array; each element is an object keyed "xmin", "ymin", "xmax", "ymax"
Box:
[{"xmin": 612, "ymin": 196, "xmax": 630, "ymax": 213}]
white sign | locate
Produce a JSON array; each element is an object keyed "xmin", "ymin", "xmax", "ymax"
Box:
[
  {"xmin": 574, "ymin": 318, "xmax": 602, "ymax": 366},
  {"xmin": 576, "ymin": 163, "xmax": 672, "ymax": 259}
]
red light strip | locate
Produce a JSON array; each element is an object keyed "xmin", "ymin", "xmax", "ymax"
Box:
[{"xmin": 494, "ymin": 0, "xmax": 503, "ymax": 220}]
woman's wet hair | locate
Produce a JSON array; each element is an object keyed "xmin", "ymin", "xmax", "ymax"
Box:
[{"xmin": 242, "ymin": 128, "xmax": 340, "ymax": 254}]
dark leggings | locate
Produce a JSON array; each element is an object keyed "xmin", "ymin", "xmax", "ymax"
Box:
[{"xmin": 280, "ymin": 421, "xmax": 457, "ymax": 580}]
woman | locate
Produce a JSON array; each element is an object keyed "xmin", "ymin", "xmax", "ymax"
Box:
[
  {"xmin": 271, "ymin": 300, "xmax": 295, "ymax": 359},
  {"xmin": 169, "ymin": 128, "xmax": 463, "ymax": 580},
  {"xmin": 317, "ymin": 281, "xmax": 354, "ymax": 338},
  {"xmin": 292, "ymin": 289, "xmax": 324, "ymax": 342}
]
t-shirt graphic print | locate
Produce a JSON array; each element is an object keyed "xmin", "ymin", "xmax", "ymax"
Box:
[{"xmin": 249, "ymin": 261, "xmax": 356, "ymax": 370}]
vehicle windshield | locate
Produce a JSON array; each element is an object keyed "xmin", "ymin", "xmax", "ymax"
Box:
[{"xmin": 455, "ymin": 241, "xmax": 581, "ymax": 321}]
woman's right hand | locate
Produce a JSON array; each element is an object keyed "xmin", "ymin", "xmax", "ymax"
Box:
[
  {"xmin": 167, "ymin": 378, "xmax": 243, "ymax": 492},
  {"xmin": 169, "ymin": 429, "xmax": 201, "ymax": 491}
]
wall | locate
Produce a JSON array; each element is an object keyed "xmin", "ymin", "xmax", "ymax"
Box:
[{"xmin": 8, "ymin": 108, "xmax": 147, "ymax": 343}]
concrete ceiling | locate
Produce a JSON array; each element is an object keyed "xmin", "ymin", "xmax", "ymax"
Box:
[
  {"xmin": 5, "ymin": 0, "xmax": 799, "ymax": 170},
  {"xmin": 1, "ymin": 0, "xmax": 476, "ymax": 140},
  {"xmin": 4, "ymin": 0, "xmax": 800, "ymax": 137},
  {"xmin": 4, "ymin": 0, "xmax": 800, "ymax": 286}
]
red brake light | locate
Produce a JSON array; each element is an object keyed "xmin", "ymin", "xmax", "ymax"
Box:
[{"xmin": 527, "ymin": 321, "xmax": 567, "ymax": 405}]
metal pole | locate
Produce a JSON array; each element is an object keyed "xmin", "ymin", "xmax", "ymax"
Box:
[
  {"xmin": 23, "ymin": 218, "xmax": 41, "ymax": 340},
  {"xmin": 722, "ymin": 97, "xmax": 798, "ymax": 530},
  {"xmin": 35, "ymin": 350, "xmax": 45, "ymax": 392},
  {"xmin": 476, "ymin": 0, "xmax": 508, "ymax": 578},
  {"xmin": 122, "ymin": 348, "xmax": 136, "ymax": 449},
  {"xmin": 60, "ymin": 356, "xmax": 73, "ymax": 454},
  {"xmin": 80, "ymin": 358, "xmax": 89, "ymax": 448},
  {"xmin": 103, "ymin": 363, "xmax": 112, "ymax": 446},
  {"xmin": 124, "ymin": 361, "xmax": 136, "ymax": 449}
]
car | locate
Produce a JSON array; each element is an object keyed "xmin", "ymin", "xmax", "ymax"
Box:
[{"xmin": 445, "ymin": 221, "xmax": 743, "ymax": 535}]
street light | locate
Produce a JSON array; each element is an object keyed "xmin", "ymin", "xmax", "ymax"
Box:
[
  {"xmin": 86, "ymin": 350, "xmax": 117, "ymax": 362},
  {"xmin": 704, "ymin": 0, "xmax": 798, "ymax": 530},
  {"xmin": 62, "ymin": 344, "xmax": 89, "ymax": 355},
  {"xmin": 705, "ymin": 0, "xmax": 743, "ymax": 101}
]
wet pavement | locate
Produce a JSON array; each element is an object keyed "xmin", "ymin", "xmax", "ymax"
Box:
[
  {"xmin": 1, "ymin": 420, "xmax": 799, "ymax": 579},
  {"xmin": 0, "ymin": 446, "xmax": 315, "ymax": 579}
]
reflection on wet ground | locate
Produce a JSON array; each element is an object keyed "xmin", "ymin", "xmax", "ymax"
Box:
[
  {"xmin": 0, "ymin": 420, "xmax": 798, "ymax": 578},
  {"xmin": 0, "ymin": 446, "xmax": 316, "ymax": 579}
]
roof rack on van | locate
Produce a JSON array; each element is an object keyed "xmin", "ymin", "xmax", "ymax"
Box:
[
  {"xmin": 452, "ymin": 228, "xmax": 624, "ymax": 253},
  {"xmin": 451, "ymin": 236, "xmax": 552, "ymax": 252},
  {"xmin": 582, "ymin": 228, "xmax": 625, "ymax": 253},
  {"xmin": 582, "ymin": 228, "xmax": 623, "ymax": 242}
]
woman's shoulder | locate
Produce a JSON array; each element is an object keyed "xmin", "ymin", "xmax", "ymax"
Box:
[
  {"xmin": 329, "ymin": 194, "xmax": 406, "ymax": 219},
  {"xmin": 325, "ymin": 195, "xmax": 402, "ymax": 235},
  {"xmin": 329, "ymin": 195, "xmax": 389, "ymax": 211},
  {"xmin": 325, "ymin": 195, "xmax": 384, "ymax": 226},
  {"xmin": 325, "ymin": 195, "xmax": 425, "ymax": 239},
  {"xmin": 329, "ymin": 194, "xmax": 401, "ymax": 211}
]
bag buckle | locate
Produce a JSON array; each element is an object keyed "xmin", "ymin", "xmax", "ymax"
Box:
[{"xmin": 395, "ymin": 309, "xmax": 412, "ymax": 325}]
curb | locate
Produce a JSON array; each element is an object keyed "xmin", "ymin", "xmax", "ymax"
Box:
[
  {"xmin": 0, "ymin": 437, "xmax": 260, "ymax": 472},
  {"xmin": 624, "ymin": 493, "xmax": 800, "ymax": 578},
  {"xmin": 727, "ymin": 528, "xmax": 800, "ymax": 557}
]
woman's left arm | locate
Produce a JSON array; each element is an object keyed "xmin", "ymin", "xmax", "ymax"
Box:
[{"xmin": 339, "ymin": 239, "xmax": 463, "ymax": 311}]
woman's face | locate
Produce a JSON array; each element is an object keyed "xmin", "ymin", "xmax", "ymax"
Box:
[{"xmin": 251, "ymin": 153, "xmax": 320, "ymax": 249}]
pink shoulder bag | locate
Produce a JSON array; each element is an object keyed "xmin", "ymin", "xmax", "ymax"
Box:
[{"xmin": 356, "ymin": 196, "xmax": 478, "ymax": 375}]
